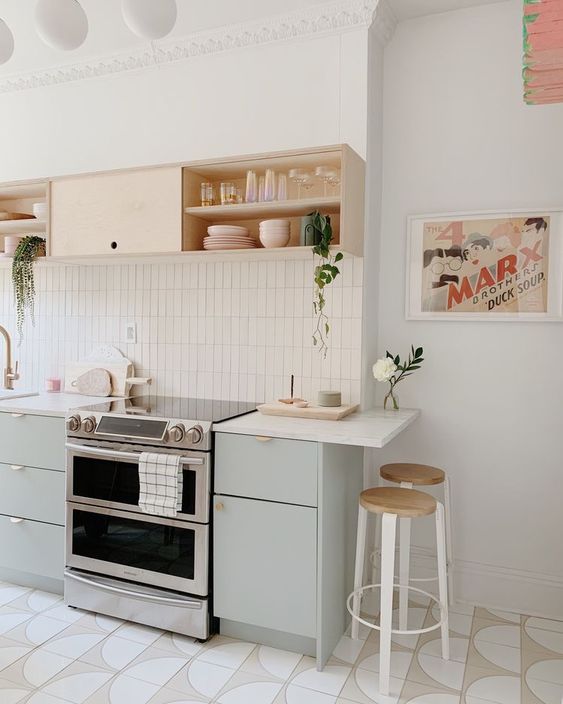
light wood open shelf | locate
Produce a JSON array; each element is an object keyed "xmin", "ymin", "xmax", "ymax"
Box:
[
  {"xmin": 185, "ymin": 196, "xmax": 340, "ymax": 222},
  {"xmin": 0, "ymin": 219, "xmax": 46, "ymax": 235}
]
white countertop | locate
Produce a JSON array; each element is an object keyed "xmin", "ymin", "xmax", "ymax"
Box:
[
  {"xmin": 0, "ymin": 392, "xmax": 118, "ymax": 418},
  {"xmin": 214, "ymin": 408, "xmax": 420, "ymax": 448}
]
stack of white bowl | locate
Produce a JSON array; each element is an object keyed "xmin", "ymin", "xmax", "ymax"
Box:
[
  {"xmin": 259, "ymin": 219, "xmax": 291, "ymax": 248},
  {"xmin": 204, "ymin": 225, "xmax": 257, "ymax": 250}
]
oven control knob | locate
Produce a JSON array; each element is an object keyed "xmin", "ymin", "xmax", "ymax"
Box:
[
  {"xmin": 169, "ymin": 424, "xmax": 186, "ymax": 443},
  {"xmin": 186, "ymin": 424, "xmax": 204, "ymax": 445},
  {"xmin": 67, "ymin": 415, "xmax": 81, "ymax": 432},
  {"xmin": 81, "ymin": 416, "xmax": 97, "ymax": 434}
]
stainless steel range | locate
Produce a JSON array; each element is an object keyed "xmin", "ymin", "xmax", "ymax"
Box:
[{"xmin": 64, "ymin": 396, "xmax": 255, "ymax": 640}]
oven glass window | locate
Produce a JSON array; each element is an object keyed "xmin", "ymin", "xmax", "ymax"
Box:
[
  {"xmin": 72, "ymin": 457, "xmax": 197, "ymax": 515},
  {"xmin": 72, "ymin": 509, "xmax": 195, "ymax": 580}
]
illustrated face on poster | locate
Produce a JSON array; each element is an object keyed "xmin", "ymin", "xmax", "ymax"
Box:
[{"xmin": 421, "ymin": 217, "xmax": 549, "ymax": 313}]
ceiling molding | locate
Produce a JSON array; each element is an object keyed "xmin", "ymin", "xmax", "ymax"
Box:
[
  {"xmin": 0, "ymin": 0, "xmax": 379, "ymax": 94},
  {"xmin": 371, "ymin": 0, "xmax": 397, "ymax": 45}
]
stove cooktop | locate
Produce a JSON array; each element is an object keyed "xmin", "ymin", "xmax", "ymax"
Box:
[{"xmin": 77, "ymin": 395, "xmax": 257, "ymax": 424}]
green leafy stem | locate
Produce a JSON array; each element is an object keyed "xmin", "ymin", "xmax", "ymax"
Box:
[
  {"xmin": 385, "ymin": 345, "xmax": 425, "ymax": 392},
  {"xmin": 311, "ymin": 211, "xmax": 342, "ymax": 358}
]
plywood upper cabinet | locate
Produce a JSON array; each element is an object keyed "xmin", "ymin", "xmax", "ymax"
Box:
[{"xmin": 50, "ymin": 166, "xmax": 182, "ymax": 257}]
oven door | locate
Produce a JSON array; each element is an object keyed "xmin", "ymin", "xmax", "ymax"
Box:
[
  {"xmin": 66, "ymin": 502, "xmax": 208, "ymax": 596},
  {"xmin": 66, "ymin": 442, "xmax": 210, "ymax": 524}
]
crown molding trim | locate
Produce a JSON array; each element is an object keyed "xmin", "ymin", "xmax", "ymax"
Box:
[
  {"xmin": 0, "ymin": 0, "xmax": 379, "ymax": 94},
  {"xmin": 371, "ymin": 0, "xmax": 397, "ymax": 45}
]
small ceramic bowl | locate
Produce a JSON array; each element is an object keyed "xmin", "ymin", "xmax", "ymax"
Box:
[{"xmin": 259, "ymin": 231, "xmax": 290, "ymax": 248}]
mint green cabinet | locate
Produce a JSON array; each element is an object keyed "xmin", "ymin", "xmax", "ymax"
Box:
[
  {"xmin": 213, "ymin": 432, "xmax": 364, "ymax": 669},
  {"xmin": 0, "ymin": 411, "xmax": 66, "ymax": 591},
  {"xmin": 214, "ymin": 495, "xmax": 317, "ymax": 638}
]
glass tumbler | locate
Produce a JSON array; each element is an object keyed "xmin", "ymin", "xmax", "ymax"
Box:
[
  {"xmin": 264, "ymin": 169, "xmax": 276, "ymax": 202},
  {"xmin": 277, "ymin": 173, "xmax": 288, "ymax": 201},
  {"xmin": 200, "ymin": 182, "xmax": 214, "ymax": 206},
  {"xmin": 245, "ymin": 170, "xmax": 257, "ymax": 203},
  {"xmin": 220, "ymin": 182, "xmax": 237, "ymax": 205}
]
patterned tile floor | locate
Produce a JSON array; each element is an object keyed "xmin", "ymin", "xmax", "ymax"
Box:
[{"xmin": 0, "ymin": 581, "xmax": 560, "ymax": 703}]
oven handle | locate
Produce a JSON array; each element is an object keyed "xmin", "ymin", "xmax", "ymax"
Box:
[
  {"xmin": 65, "ymin": 442, "xmax": 204, "ymax": 465},
  {"xmin": 64, "ymin": 570, "xmax": 203, "ymax": 609}
]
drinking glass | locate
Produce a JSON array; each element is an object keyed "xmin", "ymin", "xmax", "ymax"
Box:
[
  {"xmin": 200, "ymin": 182, "xmax": 213, "ymax": 206},
  {"xmin": 258, "ymin": 176, "xmax": 265, "ymax": 202},
  {"xmin": 289, "ymin": 169, "xmax": 313, "ymax": 200},
  {"xmin": 264, "ymin": 169, "xmax": 276, "ymax": 202},
  {"xmin": 276, "ymin": 173, "xmax": 288, "ymax": 201},
  {"xmin": 315, "ymin": 166, "xmax": 339, "ymax": 197},
  {"xmin": 220, "ymin": 182, "xmax": 236, "ymax": 205},
  {"xmin": 328, "ymin": 168, "xmax": 341, "ymax": 196},
  {"xmin": 245, "ymin": 170, "xmax": 257, "ymax": 203}
]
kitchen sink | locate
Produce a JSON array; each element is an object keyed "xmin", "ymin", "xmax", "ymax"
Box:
[{"xmin": 0, "ymin": 389, "xmax": 39, "ymax": 401}]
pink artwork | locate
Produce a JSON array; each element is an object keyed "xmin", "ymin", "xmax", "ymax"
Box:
[{"xmin": 524, "ymin": 0, "xmax": 563, "ymax": 104}]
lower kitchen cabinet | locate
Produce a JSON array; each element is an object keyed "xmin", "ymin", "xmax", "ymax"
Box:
[
  {"xmin": 0, "ymin": 411, "xmax": 66, "ymax": 592},
  {"xmin": 213, "ymin": 432, "xmax": 364, "ymax": 669},
  {"xmin": 0, "ymin": 515, "xmax": 64, "ymax": 582},
  {"xmin": 213, "ymin": 495, "xmax": 317, "ymax": 638}
]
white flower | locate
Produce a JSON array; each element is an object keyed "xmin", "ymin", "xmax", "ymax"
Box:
[{"xmin": 373, "ymin": 357, "xmax": 397, "ymax": 382}]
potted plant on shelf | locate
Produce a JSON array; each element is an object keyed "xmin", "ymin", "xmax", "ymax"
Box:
[
  {"xmin": 310, "ymin": 210, "xmax": 343, "ymax": 358},
  {"xmin": 373, "ymin": 345, "xmax": 424, "ymax": 410},
  {"xmin": 12, "ymin": 235, "xmax": 46, "ymax": 341}
]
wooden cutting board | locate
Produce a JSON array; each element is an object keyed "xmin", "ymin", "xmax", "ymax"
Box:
[
  {"xmin": 71, "ymin": 368, "xmax": 112, "ymax": 397},
  {"xmin": 64, "ymin": 361, "xmax": 133, "ymax": 397},
  {"xmin": 257, "ymin": 402, "xmax": 359, "ymax": 421}
]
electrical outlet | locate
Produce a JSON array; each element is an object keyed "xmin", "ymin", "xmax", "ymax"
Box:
[{"xmin": 126, "ymin": 322, "xmax": 137, "ymax": 344}]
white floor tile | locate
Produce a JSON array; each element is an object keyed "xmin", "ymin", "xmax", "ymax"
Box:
[
  {"xmin": 357, "ymin": 650, "xmax": 413, "ymax": 680},
  {"xmin": 115, "ymin": 623, "xmax": 163, "ymax": 646},
  {"xmin": 183, "ymin": 660, "xmax": 236, "ymax": 699},
  {"xmin": 416, "ymin": 652, "xmax": 465, "ymax": 690},
  {"xmin": 0, "ymin": 677, "xmax": 30, "ymax": 703},
  {"xmin": 473, "ymin": 640, "xmax": 520, "ymax": 673},
  {"xmin": 524, "ymin": 627, "xmax": 563, "ymax": 655},
  {"xmin": 419, "ymin": 637, "xmax": 468, "ymax": 664},
  {"xmin": 255, "ymin": 646, "xmax": 302, "ymax": 680},
  {"xmin": 43, "ymin": 670, "xmax": 113, "ymax": 703},
  {"xmin": 196, "ymin": 641, "xmax": 255, "ymax": 670},
  {"xmin": 473, "ymin": 625, "xmax": 520, "ymax": 649},
  {"xmin": 525, "ymin": 677, "xmax": 563, "ymax": 704},
  {"xmin": 465, "ymin": 675, "xmax": 520, "ymax": 704},
  {"xmin": 284, "ymin": 684, "xmax": 337, "ymax": 704},
  {"xmin": 42, "ymin": 631, "xmax": 105, "ymax": 659},
  {"xmin": 217, "ymin": 680, "xmax": 282, "ymax": 703},
  {"xmin": 107, "ymin": 674, "xmax": 160, "ymax": 704},
  {"xmin": 125, "ymin": 654, "xmax": 188, "ymax": 686},
  {"xmin": 353, "ymin": 667, "xmax": 404, "ymax": 703},
  {"xmin": 526, "ymin": 617, "xmax": 563, "ymax": 634},
  {"xmin": 291, "ymin": 665, "xmax": 351, "ymax": 696}
]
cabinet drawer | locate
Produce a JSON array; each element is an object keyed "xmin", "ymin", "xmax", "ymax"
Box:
[
  {"xmin": 0, "ymin": 464, "xmax": 64, "ymax": 525},
  {"xmin": 215, "ymin": 433, "xmax": 317, "ymax": 506},
  {"xmin": 0, "ymin": 515, "xmax": 64, "ymax": 580},
  {"xmin": 214, "ymin": 495, "xmax": 317, "ymax": 638},
  {"xmin": 0, "ymin": 413, "xmax": 65, "ymax": 471}
]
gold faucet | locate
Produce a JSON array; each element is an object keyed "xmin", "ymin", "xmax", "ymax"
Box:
[{"xmin": 0, "ymin": 325, "xmax": 19, "ymax": 390}]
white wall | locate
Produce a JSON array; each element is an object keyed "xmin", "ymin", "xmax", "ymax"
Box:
[
  {"xmin": 374, "ymin": 0, "xmax": 563, "ymax": 617},
  {"xmin": 0, "ymin": 29, "xmax": 367, "ymax": 181}
]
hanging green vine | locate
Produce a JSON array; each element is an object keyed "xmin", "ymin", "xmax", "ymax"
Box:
[
  {"xmin": 12, "ymin": 236, "xmax": 45, "ymax": 341},
  {"xmin": 311, "ymin": 211, "xmax": 343, "ymax": 357}
]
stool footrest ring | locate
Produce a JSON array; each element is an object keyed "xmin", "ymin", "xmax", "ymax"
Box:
[{"xmin": 346, "ymin": 583, "xmax": 447, "ymax": 636}]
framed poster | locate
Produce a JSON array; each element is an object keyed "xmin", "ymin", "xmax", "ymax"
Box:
[{"xmin": 406, "ymin": 209, "xmax": 563, "ymax": 321}]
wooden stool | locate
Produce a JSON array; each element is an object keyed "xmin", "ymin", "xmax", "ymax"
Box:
[
  {"xmin": 347, "ymin": 487, "xmax": 449, "ymax": 697},
  {"xmin": 377, "ymin": 463, "xmax": 453, "ymax": 631}
]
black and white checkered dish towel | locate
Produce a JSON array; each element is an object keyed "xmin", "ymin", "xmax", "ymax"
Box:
[{"xmin": 138, "ymin": 452, "xmax": 183, "ymax": 518}]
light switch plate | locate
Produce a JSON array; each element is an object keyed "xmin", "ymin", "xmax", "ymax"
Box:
[{"xmin": 125, "ymin": 322, "xmax": 137, "ymax": 344}]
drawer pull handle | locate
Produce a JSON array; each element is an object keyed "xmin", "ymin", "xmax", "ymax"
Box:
[
  {"xmin": 9, "ymin": 517, "xmax": 24, "ymax": 524},
  {"xmin": 255, "ymin": 436, "xmax": 272, "ymax": 442},
  {"xmin": 10, "ymin": 413, "xmax": 24, "ymax": 418},
  {"xmin": 215, "ymin": 502, "xmax": 224, "ymax": 511},
  {"xmin": 10, "ymin": 465, "xmax": 24, "ymax": 471}
]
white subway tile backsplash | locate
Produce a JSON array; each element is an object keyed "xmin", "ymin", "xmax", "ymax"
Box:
[{"xmin": 6, "ymin": 255, "xmax": 362, "ymax": 404}]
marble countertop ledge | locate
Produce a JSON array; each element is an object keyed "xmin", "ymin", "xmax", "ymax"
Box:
[
  {"xmin": 0, "ymin": 392, "xmax": 123, "ymax": 418},
  {"xmin": 214, "ymin": 408, "xmax": 420, "ymax": 448}
]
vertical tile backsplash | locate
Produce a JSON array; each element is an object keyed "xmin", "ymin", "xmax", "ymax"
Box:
[{"xmin": 1, "ymin": 255, "xmax": 363, "ymax": 404}]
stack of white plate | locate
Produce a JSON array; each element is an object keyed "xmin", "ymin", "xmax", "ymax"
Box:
[
  {"xmin": 204, "ymin": 225, "xmax": 257, "ymax": 251},
  {"xmin": 259, "ymin": 219, "xmax": 291, "ymax": 248}
]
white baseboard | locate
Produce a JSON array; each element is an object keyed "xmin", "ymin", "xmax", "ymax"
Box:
[{"xmin": 407, "ymin": 547, "xmax": 563, "ymax": 620}]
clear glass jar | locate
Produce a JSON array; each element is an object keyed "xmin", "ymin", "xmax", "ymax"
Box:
[{"xmin": 200, "ymin": 182, "xmax": 214, "ymax": 207}]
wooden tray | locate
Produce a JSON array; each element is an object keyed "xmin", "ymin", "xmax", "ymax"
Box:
[{"xmin": 257, "ymin": 402, "xmax": 358, "ymax": 421}]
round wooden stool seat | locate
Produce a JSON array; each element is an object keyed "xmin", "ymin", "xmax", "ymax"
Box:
[
  {"xmin": 380, "ymin": 463, "xmax": 445, "ymax": 487},
  {"xmin": 360, "ymin": 487, "xmax": 436, "ymax": 518}
]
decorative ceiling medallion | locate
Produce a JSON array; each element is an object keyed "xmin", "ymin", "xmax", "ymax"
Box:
[
  {"xmin": 35, "ymin": 0, "xmax": 88, "ymax": 51},
  {"xmin": 0, "ymin": 19, "xmax": 14, "ymax": 65},
  {"xmin": 523, "ymin": 0, "xmax": 563, "ymax": 104},
  {"xmin": 122, "ymin": 0, "xmax": 178, "ymax": 40},
  {"xmin": 0, "ymin": 0, "xmax": 387, "ymax": 94}
]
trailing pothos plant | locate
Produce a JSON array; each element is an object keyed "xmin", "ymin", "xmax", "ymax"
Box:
[
  {"xmin": 311, "ymin": 211, "xmax": 343, "ymax": 357},
  {"xmin": 12, "ymin": 235, "xmax": 46, "ymax": 342}
]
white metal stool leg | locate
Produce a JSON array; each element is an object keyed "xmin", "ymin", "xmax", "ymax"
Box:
[
  {"xmin": 435, "ymin": 501, "xmax": 450, "ymax": 661},
  {"xmin": 371, "ymin": 512, "xmax": 381, "ymax": 586},
  {"xmin": 398, "ymin": 517, "xmax": 411, "ymax": 631},
  {"xmin": 398, "ymin": 480, "xmax": 413, "ymax": 631},
  {"xmin": 444, "ymin": 476, "xmax": 454, "ymax": 604},
  {"xmin": 379, "ymin": 512, "xmax": 397, "ymax": 696},
  {"xmin": 351, "ymin": 505, "xmax": 368, "ymax": 640}
]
